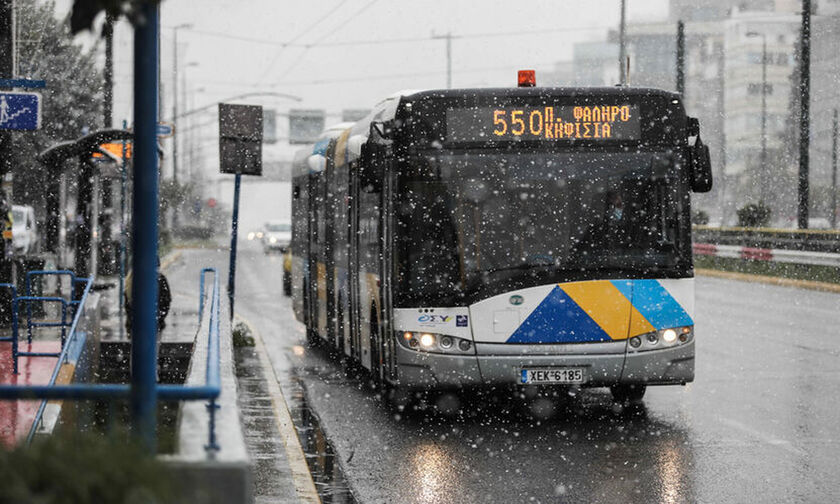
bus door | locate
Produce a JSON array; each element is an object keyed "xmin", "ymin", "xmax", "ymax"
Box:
[
  {"xmin": 307, "ymin": 169, "xmax": 328, "ymax": 340},
  {"xmin": 324, "ymin": 142, "xmax": 337, "ymax": 348},
  {"xmin": 348, "ymin": 160, "xmax": 362, "ymax": 362},
  {"xmin": 291, "ymin": 170, "xmax": 307, "ymax": 323},
  {"xmin": 380, "ymin": 159, "xmax": 397, "ymax": 382}
]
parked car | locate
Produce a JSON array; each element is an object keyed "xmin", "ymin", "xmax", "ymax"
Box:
[
  {"xmin": 11, "ymin": 205, "xmax": 38, "ymax": 255},
  {"xmin": 262, "ymin": 221, "xmax": 291, "ymax": 253}
]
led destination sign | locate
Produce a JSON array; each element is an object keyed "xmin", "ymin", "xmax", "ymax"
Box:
[{"xmin": 446, "ymin": 104, "xmax": 641, "ymax": 142}]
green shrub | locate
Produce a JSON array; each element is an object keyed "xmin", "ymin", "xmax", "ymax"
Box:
[
  {"xmin": 736, "ymin": 201, "xmax": 771, "ymax": 227},
  {"xmin": 232, "ymin": 321, "xmax": 255, "ymax": 347},
  {"xmin": 0, "ymin": 431, "xmax": 174, "ymax": 503},
  {"xmin": 692, "ymin": 209, "xmax": 710, "ymax": 225}
]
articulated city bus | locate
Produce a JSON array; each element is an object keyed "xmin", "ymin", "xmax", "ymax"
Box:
[{"xmin": 291, "ymin": 75, "xmax": 712, "ymax": 403}]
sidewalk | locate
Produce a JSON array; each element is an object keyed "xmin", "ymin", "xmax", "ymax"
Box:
[{"xmin": 159, "ymin": 247, "xmax": 319, "ymax": 503}]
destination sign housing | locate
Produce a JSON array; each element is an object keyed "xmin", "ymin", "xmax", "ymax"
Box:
[{"xmin": 446, "ymin": 105, "xmax": 641, "ymax": 142}]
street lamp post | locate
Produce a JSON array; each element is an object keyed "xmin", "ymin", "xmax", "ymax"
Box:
[
  {"xmin": 181, "ymin": 62, "xmax": 198, "ymax": 181},
  {"xmin": 172, "ymin": 23, "xmax": 193, "ymax": 186},
  {"xmin": 747, "ymin": 31, "xmax": 768, "ymax": 203}
]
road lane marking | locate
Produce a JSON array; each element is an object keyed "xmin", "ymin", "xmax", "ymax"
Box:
[
  {"xmin": 240, "ymin": 313, "xmax": 321, "ymax": 504},
  {"xmin": 160, "ymin": 250, "xmax": 183, "ymax": 272},
  {"xmin": 719, "ymin": 417, "xmax": 806, "ymax": 456}
]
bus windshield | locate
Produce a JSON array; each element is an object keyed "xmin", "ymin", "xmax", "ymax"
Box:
[{"xmin": 395, "ymin": 150, "xmax": 690, "ymax": 306}]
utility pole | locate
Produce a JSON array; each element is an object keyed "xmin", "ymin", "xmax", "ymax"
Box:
[
  {"xmin": 676, "ymin": 20, "xmax": 685, "ymax": 98},
  {"xmin": 748, "ymin": 31, "xmax": 768, "ymax": 203},
  {"xmin": 104, "ymin": 14, "xmax": 113, "ymax": 127},
  {"xmin": 171, "ymin": 24, "xmax": 192, "ymax": 230},
  {"xmin": 619, "ymin": 0, "xmax": 627, "ymax": 85},
  {"xmin": 831, "ymin": 108, "xmax": 838, "ymax": 229},
  {"xmin": 0, "ymin": 0, "xmax": 14, "ymax": 321},
  {"xmin": 100, "ymin": 13, "xmax": 115, "ymax": 275},
  {"xmin": 798, "ymin": 0, "xmax": 811, "ymax": 229},
  {"xmin": 432, "ymin": 32, "xmax": 455, "ymax": 89},
  {"xmin": 759, "ymin": 34, "xmax": 767, "ymax": 203},
  {"xmin": 131, "ymin": 0, "xmax": 161, "ymax": 453}
]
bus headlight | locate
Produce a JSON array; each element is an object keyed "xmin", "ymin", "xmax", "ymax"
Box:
[
  {"xmin": 629, "ymin": 326, "xmax": 693, "ymax": 352},
  {"xmin": 419, "ymin": 333, "xmax": 435, "ymax": 348},
  {"xmin": 397, "ymin": 331, "xmax": 475, "ymax": 355}
]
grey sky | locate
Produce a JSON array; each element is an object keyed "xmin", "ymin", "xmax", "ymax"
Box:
[{"xmin": 55, "ymin": 0, "xmax": 668, "ymax": 165}]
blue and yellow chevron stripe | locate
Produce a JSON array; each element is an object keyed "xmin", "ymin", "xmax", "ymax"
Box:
[{"xmin": 507, "ymin": 280, "xmax": 692, "ymax": 344}]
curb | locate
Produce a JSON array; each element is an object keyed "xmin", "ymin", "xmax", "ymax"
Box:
[
  {"xmin": 695, "ymin": 268, "xmax": 840, "ymax": 294},
  {"xmin": 236, "ymin": 314, "xmax": 321, "ymax": 504},
  {"xmin": 160, "ymin": 250, "xmax": 183, "ymax": 272}
]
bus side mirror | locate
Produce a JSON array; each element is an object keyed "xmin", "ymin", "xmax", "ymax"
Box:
[
  {"xmin": 690, "ymin": 139, "xmax": 713, "ymax": 193},
  {"xmin": 359, "ymin": 143, "xmax": 384, "ymax": 193}
]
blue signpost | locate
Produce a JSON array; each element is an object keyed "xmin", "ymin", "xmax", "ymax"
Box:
[
  {"xmin": 0, "ymin": 91, "xmax": 41, "ymax": 131},
  {"xmin": 156, "ymin": 122, "xmax": 173, "ymax": 137}
]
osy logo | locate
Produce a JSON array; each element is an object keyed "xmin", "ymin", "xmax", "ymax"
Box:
[
  {"xmin": 509, "ymin": 295, "xmax": 524, "ymax": 305},
  {"xmin": 418, "ymin": 315, "xmax": 451, "ymax": 323}
]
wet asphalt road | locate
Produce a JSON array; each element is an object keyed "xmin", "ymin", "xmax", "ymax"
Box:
[{"xmin": 171, "ymin": 244, "xmax": 840, "ymax": 503}]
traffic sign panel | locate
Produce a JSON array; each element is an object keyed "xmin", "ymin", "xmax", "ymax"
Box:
[
  {"xmin": 0, "ymin": 92, "xmax": 41, "ymax": 131},
  {"xmin": 157, "ymin": 122, "xmax": 174, "ymax": 137}
]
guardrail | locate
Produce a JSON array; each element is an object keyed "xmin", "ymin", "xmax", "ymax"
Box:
[
  {"xmin": 694, "ymin": 243, "xmax": 840, "ymax": 268},
  {"xmin": 694, "ymin": 226, "xmax": 840, "ymax": 254},
  {"xmin": 0, "ymin": 267, "xmax": 223, "ymax": 452},
  {"xmin": 25, "ymin": 276, "xmax": 93, "ymax": 444}
]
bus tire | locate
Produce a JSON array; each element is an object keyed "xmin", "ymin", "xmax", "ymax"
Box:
[
  {"xmin": 610, "ymin": 384, "xmax": 647, "ymax": 403},
  {"xmin": 282, "ymin": 269, "xmax": 291, "ymax": 296},
  {"xmin": 306, "ymin": 326, "xmax": 320, "ymax": 348}
]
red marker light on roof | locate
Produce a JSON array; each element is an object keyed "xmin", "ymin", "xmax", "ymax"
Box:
[{"xmin": 518, "ymin": 69, "xmax": 536, "ymax": 87}]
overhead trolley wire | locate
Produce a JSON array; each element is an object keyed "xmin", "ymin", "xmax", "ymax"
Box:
[
  {"xmin": 270, "ymin": 0, "xmax": 380, "ymax": 82},
  {"xmin": 174, "ymin": 23, "xmax": 613, "ymax": 50},
  {"xmin": 257, "ymin": 0, "xmax": 351, "ymax": 81}
]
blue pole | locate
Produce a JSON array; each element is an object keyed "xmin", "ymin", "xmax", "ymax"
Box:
[
  {"xmin": 227, "ymin": 173, "xmax": 241, "ymax": 319},
  {"xmin": 130, "ymin": 2, "xmax": 160, "ymax": 453}
]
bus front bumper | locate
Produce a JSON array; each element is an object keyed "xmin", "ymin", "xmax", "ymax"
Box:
[{"xmin": 394, "ymin": 340, "xmax": 694, "ymax": 388}]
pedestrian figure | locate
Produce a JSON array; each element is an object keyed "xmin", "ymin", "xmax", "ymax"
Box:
[{"xmin": 124, "ymin": 258, "xmax": 171, "ymax": 337}]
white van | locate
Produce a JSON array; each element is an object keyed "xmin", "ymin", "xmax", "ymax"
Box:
[{"xmin": 11, "ymin": 205, "xmax": 38, "ymax": 255}]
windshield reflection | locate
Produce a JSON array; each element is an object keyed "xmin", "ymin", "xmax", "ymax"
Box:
[{"xmin": 396, "ymin": 151, "xmax": 690, "ymax": 306}]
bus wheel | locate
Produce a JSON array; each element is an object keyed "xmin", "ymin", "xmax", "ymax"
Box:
[
  {"xmin": 306, "ymin": 326, "xmax": 320, "ymax": 348},
  {"xmin": 282, "ymin": 269, "xmax": 291, "ymax": 296},
  {"xmin": 610, "ymin": 384, "xmax": 647, "ymax": 403}
]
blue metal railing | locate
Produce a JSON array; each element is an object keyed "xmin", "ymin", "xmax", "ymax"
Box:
[
  {"xmin": 25, "ymin": 277, "xmax": 93, "ymax": 444},
  {"xmin": 0, "ymin": 267, "xmax": 223, "ymax": 452}
]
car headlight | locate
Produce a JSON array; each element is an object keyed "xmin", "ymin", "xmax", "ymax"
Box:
[
  {"xmin": 256, "ymin": 232, "xmax": 264, "ymax": 239},
  {"xmin": 628, "ymin": 326, "xmax": 693, "ymax": 352},
  {"xmin": 397, "ymin": 331, "xmax": 474, "ymax": 355},
  {"xmin": 247, "ymin": 232, "xmax": 255, "ymax": 240},
  {"xmin": 269, "ymin": 237, "xmax": 277, "ymax": 243}
]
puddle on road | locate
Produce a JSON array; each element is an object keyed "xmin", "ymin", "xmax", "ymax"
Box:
[
  {"xmin": 284, "ymin": 370, "xmax": 357, "ymax": 504},
  {"xmin": 235, "ymin": 345, "xmax": 356, "ymax": 503}
]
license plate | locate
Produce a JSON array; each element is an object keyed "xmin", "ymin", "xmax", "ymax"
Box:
[{"xmin": 520, "ymin": 368, "xmax": 585, "ymax": 384}]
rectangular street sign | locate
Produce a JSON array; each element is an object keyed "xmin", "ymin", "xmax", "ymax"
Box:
[
  {"xmin": 92, "ymin": 142, "xmax": 132, "ymax": 160},
  {"xmin": 0, "ymin": 91, "xmax": 41, "ymax": 131},
  {"xmin": 157, "ymin": 122, "xmax": 174, "ymax": 137},
  {"xmin": 219, "ymin": 103, "xmax": 263, "ymax": 176}
]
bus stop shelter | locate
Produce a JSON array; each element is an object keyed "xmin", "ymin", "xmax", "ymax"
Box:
[{"xmin": 37, "ymin": 129, "xmax": 132, "ymax": 285}]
